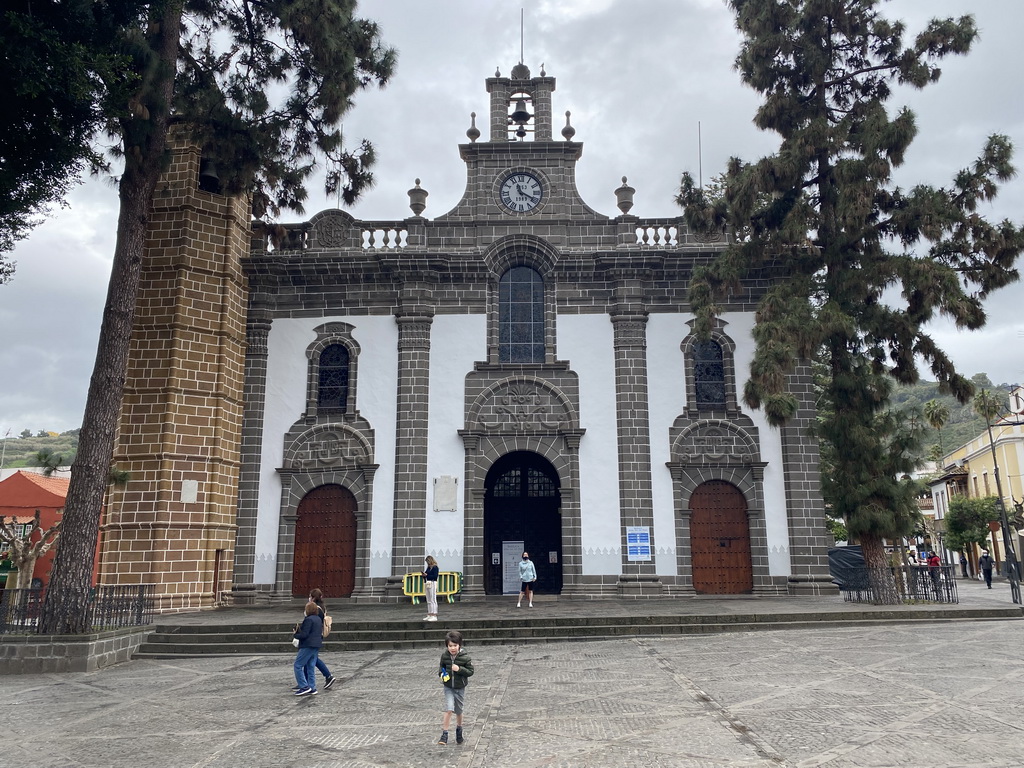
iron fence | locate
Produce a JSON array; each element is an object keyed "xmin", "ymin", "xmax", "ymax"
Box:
[
  {"xmin": 0, "ymin": 584, "xmax": 156, "ymax": 634},
  {"xmin": 839, "ymin": 565, "xmax": 959, "ymax": 604}
]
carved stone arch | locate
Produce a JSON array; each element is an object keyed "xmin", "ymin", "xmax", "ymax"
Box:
[
  {"xmin": 273, "ymin": 464, "xmax": 377, "ymax": 602},
  {"xmin": 665, "ymin": 413, "xmax": 776, "ymax": 595},
  {"xmin": 307, "ymin": 208, "xmax": 358, "ymax": 249},
  {"xmin": 305, "ymin": 322, "xmax": 361, "ymax": 419},
  {"xmin": 466, "ymin": 376, "xmax": 580, "ymax": 432},
  {"xmin": 283, "ymin": 422, "xmax": 373, "ymax": 470},
  {"xmin": 482, "ymin": 233, "xmax": 560, "ymax": 277},
  {"xmin": 680, "ymin": 318, "xmax": 740, "ymax": 418}
]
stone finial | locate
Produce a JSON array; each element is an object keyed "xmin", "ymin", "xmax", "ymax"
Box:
[
  {"xmin": 540, "ymin": 62, "xmax": 546, "ymax": 77},
  {"xmin": 495, "ymin": 67, "xmax": 501, "ymax": 77},
  {"xmin": 561, "ymin": 111, "xmax": 576, "ymax": 141},
  {"xmin": 511, "ymin": 62, "xmax": 531, "ymax": 79},
  {"xmin": 615, "ymin": 176, "xmax": 635, "ymax": 214},
  {"xmin": 408, "ymin": 178, "xmax": 428, "ymax": 216},
  {"xmin": 466, "ymin": 112, "xmax": 480, "ymax": 143}
]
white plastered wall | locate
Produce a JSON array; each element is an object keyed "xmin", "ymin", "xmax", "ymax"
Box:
[
  {"xmin": 254, "ymin": 316, "xmax": 399, "ymax": 583},
  {"xmin": 425, "ymin": 313, "xmax": 487, "ymax": 571}
]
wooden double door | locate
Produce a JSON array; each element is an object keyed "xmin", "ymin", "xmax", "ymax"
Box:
[
  {"xmin": 690, "ymin": 480, "xmax": 753, "ymax": 594},
  {"xmin": 292, "ymin": 484, "xmax": 357, "ymax": 598}
]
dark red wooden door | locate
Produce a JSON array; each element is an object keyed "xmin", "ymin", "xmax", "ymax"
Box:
[
  {"xmin": 292, "ymin": 485, "xmax": 356, "ymax": 597},
  {"xmin": 690, "ymin": 480, "xmax": 753, "ymax": 594}
]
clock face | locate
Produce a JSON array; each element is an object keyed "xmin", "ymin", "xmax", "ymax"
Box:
[{"xmin": 500, "ymin": 173, "xmax": 543, "ymax": 213}]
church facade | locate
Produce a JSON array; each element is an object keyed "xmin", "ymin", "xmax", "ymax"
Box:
[{"xmin": 102, "ymin": 62, "xmax": 835, "ymax": 609}]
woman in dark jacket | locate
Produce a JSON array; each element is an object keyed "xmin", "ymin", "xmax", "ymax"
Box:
[
  {"xmin": 292, "ymin": 601, "xmax": 323, "ymax": 696},
  {"xmin": 308, "ymin": 589, "xmax": 335, "ymax": 689}
]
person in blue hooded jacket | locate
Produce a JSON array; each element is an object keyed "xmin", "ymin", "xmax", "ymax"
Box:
[{"xmin": 292, "ymin": 601, "xmax": 323, "ymax": 696}]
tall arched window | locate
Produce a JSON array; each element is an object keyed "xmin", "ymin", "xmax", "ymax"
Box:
[
  {"xmin": 693, "ymin": 340, "xmax": 726, "ymax": 410},
  {"xmin": 317, "ymin": 344, "xmax": 350, "ymax": 412},
  {"xmin": 499, "ymin": 266, "xmax": 544, "ymax": 363}
]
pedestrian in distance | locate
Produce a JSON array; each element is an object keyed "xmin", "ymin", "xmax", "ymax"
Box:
[
  {"xmin": 979, "ymin": 550, "xmax": 995, "ymax": 589},
  {"xmin": 437, "ymin": 630, "xmax": 474, "ymax": 746},
  {"xmin": 960, "ymin": 552, "xmax": 969, "ymax": 579},
  {"xmin": 292, "ymin": 601, "xmax": 323, "ymax": 696},
  {"xmin": 517, "ymin": 551, "xmax": 537, "ymax": 608},
  {"xmin": 927, "ymin": 551, "xmax": 942, "ymax": 598},
  {"xmin": 308, "ymin": 588, "xmax": 336, "ymax": 689},
  {"xmin": 423, "ymin": 555, "xmax": 440, "ymax": 622}
]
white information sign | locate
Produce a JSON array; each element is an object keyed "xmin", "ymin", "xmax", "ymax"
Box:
[
  {"xmin": 502, "ymin": 540, "xmax": 524, "ymax": 594},
  {"xmin": 626, "ymin": 526, "xmax": 652, "ymax": 562}
]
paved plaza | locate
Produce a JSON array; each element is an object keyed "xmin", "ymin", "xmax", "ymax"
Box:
[{"xmin": 3, "ymin": 579, "xmax": 1024, "ymax": 767}]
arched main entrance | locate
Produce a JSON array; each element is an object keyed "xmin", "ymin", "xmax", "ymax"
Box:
[
  {"xmin": 690, "ymin": 480, "xmax": 753, "ymax": 594},
  {"xmin": 292, "ymin": 484, "xmax": 357, "ymax": 597},
  {"xmin": 484, "ymin": 451, "xmax": 562, "ymax": 595}
]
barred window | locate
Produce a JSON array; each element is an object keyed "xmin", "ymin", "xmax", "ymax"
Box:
[
  {"xmin": 499, "ymin": 266, "xmax": 544, "ymax": 363},
  {"xmin": 317, "ymin": 344, "xmax": 350, "ymax": 412},
  {"xmin": 492, "ymin": 467, "xmax": 557, "ymax": 497},
  {"xmin": 693, "ymin": 340, "xmax": 726, "ymax": 410}
]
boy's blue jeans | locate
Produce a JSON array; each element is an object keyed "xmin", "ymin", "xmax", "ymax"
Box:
[{"xmin": 294, "ymin": 647, "xmax": 318, "ymax": 690}]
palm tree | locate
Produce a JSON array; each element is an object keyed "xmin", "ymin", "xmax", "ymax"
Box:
[{"xmin": 923, "ymin": 399, "xmax": 950, "ymax": 459}]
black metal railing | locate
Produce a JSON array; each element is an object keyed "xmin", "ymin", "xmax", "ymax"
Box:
[
  {"xmin": 839, "ymin": 565, "xmax": 959, "ymax": 604},
  {"xmin": 0, "ymin": 584, "xmax": 156, "ymax": 634}
]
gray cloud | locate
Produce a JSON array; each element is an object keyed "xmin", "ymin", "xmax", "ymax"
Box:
[{"xmin": 2, "ymin": 0, "xmax": 1021, "ymax": 434}]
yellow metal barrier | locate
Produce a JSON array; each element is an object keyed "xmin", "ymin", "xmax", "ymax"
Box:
[{"xmin": 402, "ymin": 571, "xmax": 463, "ymax": 604}]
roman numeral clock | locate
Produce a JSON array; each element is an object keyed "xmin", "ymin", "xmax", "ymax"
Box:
[{"xmin": 499, "ymin": 172, "xmax": 543, "ymax": 213}]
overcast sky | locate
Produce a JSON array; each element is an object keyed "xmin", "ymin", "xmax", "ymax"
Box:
[{"xmin": 1, "ymin": 0, "xmax": 1022, "ymax": 436}]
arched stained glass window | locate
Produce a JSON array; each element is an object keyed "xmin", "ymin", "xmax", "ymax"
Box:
[
  {"xmin": 499, "ymin": 266, "xmax": 544, "ymax": 363},
  {"xmin": 318, "ymin": 344, "xmax": 350, "ymax": 412},
  {"xmin": 693, "ymin": 340, "xmax": 726, "ymax": 410}
]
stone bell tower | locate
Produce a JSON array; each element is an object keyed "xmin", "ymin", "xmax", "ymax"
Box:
[{"xmin": 98, "ymin": 130, "xmax": 250, "ymax": 611}]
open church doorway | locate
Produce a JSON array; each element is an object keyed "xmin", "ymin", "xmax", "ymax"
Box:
[
  {"xmin": 484, "ymin": 451, "xmax": 562, "ymax": 595},
  {"xmin": 292, "ymin": 484, "xmax": 357, "ymax": 598},
  {"xmin": 690, "ymin": 480, "xmax": 753, "ymax": 594}
]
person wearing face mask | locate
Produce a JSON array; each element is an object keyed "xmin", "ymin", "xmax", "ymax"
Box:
[{"xmin": 517, "ymin": 551, "xmax": 537, "ymax": 608}]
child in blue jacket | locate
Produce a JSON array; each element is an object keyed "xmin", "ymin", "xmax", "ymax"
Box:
[{"xmin": 292, "ymin": 601, "xmax": 323, "ymax": 696}]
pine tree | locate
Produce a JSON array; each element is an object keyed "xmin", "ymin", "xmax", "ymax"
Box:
[
  {"xmin": 677, "ymin": 1, "xmax": 1024, "ymax": 602},
  {"xmin": 37, "ymin": 0, "xmax": 395, "ymax": 634}
]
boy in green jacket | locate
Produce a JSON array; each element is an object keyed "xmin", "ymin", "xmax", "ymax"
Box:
[{"xmin": 437, "ymin": 630, "xmax": 474, "ymax": 745}]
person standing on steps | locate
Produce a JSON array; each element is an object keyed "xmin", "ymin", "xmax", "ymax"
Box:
[
  {"xmin": 979, "ymin": 550, "xmax": 995, "ymax": 588},
  {"xmin": 960, "ymin": 552, "xmax": 970, "ymax": 579},
  {"xmin": 423, "ymin": 555, "xmax": 439, "ymax": 622},
  {"xmin": 517, "ymin": 551, "xmax": 537, "ymax": 608},
  {"xmin": 308, "ymin": 589, "xmax": 336, "ymax": 689}
]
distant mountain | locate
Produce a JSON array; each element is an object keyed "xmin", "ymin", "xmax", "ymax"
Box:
[
  {"xmin": 0, "ymin": 430, "xmax": 79, "ymax": 469},
  {"xmin": 891, "ymin": 375, "xmax": 1020, "ymax": 461}
]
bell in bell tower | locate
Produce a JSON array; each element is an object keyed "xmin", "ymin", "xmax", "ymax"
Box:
[{"xmin": 487, "ymin": 62, "xmax": 555, "ymax": 142}]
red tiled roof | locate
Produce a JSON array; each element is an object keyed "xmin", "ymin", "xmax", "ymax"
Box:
[{"xmin": 0, "ymin": 470, "xmax": 69, "ymax": 510}]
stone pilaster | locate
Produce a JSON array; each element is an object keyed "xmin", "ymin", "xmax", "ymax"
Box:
[
  {"xmin": 610, "ymin": 293, "xmax": 659, "ymax": 588},
  {"xmin": 781, "ymin": 359, "xmax": 838, "ymax": 595},
  {"xmin": 389, "ymin": 293, "xmax": 434, "ymax": 590},
  {"xmin": 231, "ymin": 313, "xmax": 271, "ymax": 598}
]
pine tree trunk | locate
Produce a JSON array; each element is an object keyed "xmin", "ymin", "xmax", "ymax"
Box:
[
  {"xmin": 861, "ymin": 534, "xmax": 901, "ymax": 605},
  {"xmin": 39, "ymin": 1, "xmax": 183, "ymax": 635}
]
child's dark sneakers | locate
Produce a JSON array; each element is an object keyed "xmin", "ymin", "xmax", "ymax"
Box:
[
  {"xmin": 437, "ymin": 731, "xmax": 448, "ymax": 746},
  {"xmin": 324, "ymin": 676, "xmax": 336, "ymax": 690},
  {"xmin": 456, "ymin": 727, "xmax": 465, "ymax": 745}
]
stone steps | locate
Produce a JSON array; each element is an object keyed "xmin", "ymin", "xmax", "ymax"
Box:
[{"xmin": 132, "ymin": 606, "xmax": 1024, "ymax": 658}]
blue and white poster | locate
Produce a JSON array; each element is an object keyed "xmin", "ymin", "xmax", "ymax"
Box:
[{"xmin": 626, "ymin": 526, "xmax": 652, "ymax": 561}]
